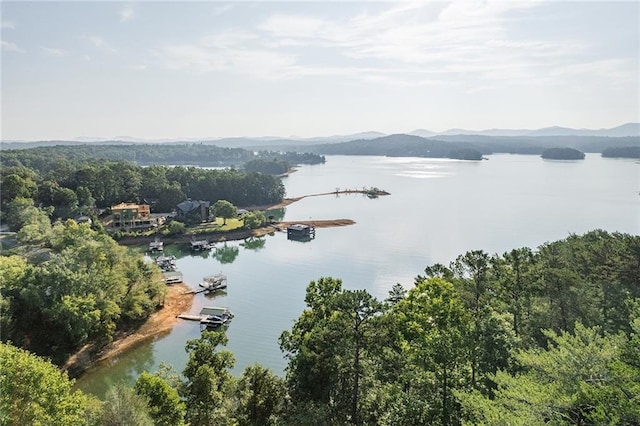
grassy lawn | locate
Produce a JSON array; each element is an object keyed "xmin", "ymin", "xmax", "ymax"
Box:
[{"xmin": 186, "ymin": 217, "xmax": 244, "ymax": 234}]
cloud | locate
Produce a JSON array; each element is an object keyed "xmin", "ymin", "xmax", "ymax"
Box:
[
  {"xmin": 1, "ymin": 40, "xmax": 24, "ymax": 53},
  {"xmin": 212, "ymin": 4, "xmax": 233, "ymax": 17},
  {"xmin": 41, "ymin": 46, "xmax": 67, "ymax": 57},
  {"xmin": 1, "ymin": 20, "xmax": 16, "ymax": 29},
  {"xmin": 119, "ymin": 5, "xmax": 135, "ymax": 22},
  {"xmin": 150, "ymin": 1, "xmax": 633, "ymax": 89},
  {"xmin": 154, "ymin": 31, "xmax": 296, "ymax": 78},
  {"xmin": 83, "ymin": 35, "xmax": 117, "ymax": 52}
]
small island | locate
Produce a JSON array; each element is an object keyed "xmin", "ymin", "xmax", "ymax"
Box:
[{"xmin": 541, "ymin": 147, "xmax": 585, "ymax": 160}]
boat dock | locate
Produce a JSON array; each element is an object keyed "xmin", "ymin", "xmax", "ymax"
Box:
[
  {"xmin": 161, "ymin": 271, "xmax": 183, "ymax": 284},
  {"xmin": 178, "ymin": 306, "xmax": 234, "ymax": 329},
  {"xmin": 148, "ymin": 238, "xmax": 163, "ymax": 252},
  {"xmin": 155, "ymin": 255, "xmax": 177, "ymax": 271},
  {"xmin": 190, "ymin": 239, "xmax": 212, "ymax": 251},
  {"xmin": 287, "ymin": 224, "xmax": 316, "ymax": 241},
  {"xmin": 199, "ymin": 274, "xmax": 227, "ymax": 292}
]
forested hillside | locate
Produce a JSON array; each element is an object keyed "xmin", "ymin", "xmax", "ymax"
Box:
[
  {"xmin": 252, "ymin": 134, "xmax": 639, "ymax": 158},
  {"xmin": 0, "ymin": 143, "xmax": 325, "ymax": 168},
  {"xmin": 1, "ymin": 151, "xmax": 286, "ymax": 220},
  {"xmin": 2, "ymin": 230, "xmax": 638, "ymax": 424}
]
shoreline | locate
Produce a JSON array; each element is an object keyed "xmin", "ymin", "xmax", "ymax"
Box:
[
  {"xmin": 63, "ymin": 282, "xmax": 194, "ymax": 379},
  {"xmin": 66, "ymin": 190, "xmax": 383, "ymax": 378},
  {"xmin": 117, "ymin": 189, "xmax": 387, "ymax": 247}
]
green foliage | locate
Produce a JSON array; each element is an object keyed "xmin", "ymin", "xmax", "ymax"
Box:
[
  {"xmin": 0, "ymin": 342, "xmax": 100, "ymax": 425},
  {"xmin": 1, "ymin": 172, "xmax": 37, "ymax": 205},
  {"xmin": 213, "ymin": 199, "xmax": 237, "ymax": 225},
  {"xmin": 100, "ymin": 383, "xmax": 154, "ymax": 426},
  {"xmin": 166, "ymin": 219, "xmax": 187, "ymax": 236},
  {"xmin": 2, "ymin": 220, "xmax": 165, "ymax": 362},
  {"xmin": 458, "ymin": 322, "xmax": 640, "ymax": 425},
  {"xmin": 4, "ymin": 197, "xmax": 52, "ymax": 240},
  {"xmin": 243, "ymin": 210, "xmax": 266, "ymax": 229},
  {"xmin": 183, "ymin": 331, "xmax": 236, "ymax": 426},
  {"xmin": 1, "ymin": 149, "xmax": 285, "ymax": 217},
  {"xmin": 280, "ymin": 277, "xmax": 384, "ymax": 424},
  {"xmin": 2, "ymin": 182, "xmax": 639, "ymax": 426},
  {"xmin": 235, "ymin": 364, "xmax": 286, "ymax": 426},
  {"xmin": 135, "ymin": 371, "xmax": 186, "ymax": 426},
  {"xmin": 394, "ymin": 277, "xmax": 471, "ymax": 424},
  {"xmin": 244, "ymin": 158, "xmax": 290, "ymax": 175}
]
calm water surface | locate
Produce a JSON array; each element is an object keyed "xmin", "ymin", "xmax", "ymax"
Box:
[{"xmin": 76, "ymin": 154, "xmax": 639, "ymax": 398}]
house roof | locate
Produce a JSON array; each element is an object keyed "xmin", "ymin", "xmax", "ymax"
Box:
[{"xmin": 176, "ymin": 200, "xmax": 210, "ymax": 212}]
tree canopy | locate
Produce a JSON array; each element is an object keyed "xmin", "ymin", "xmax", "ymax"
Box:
[{"xmin": 1, "ymin": 229, "xmax": 638, "ymax": 425}]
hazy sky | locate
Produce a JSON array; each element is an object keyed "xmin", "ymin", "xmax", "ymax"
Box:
[{"xmin": 1, "ymin": 1, "xmax": 638, "ymax": 140}]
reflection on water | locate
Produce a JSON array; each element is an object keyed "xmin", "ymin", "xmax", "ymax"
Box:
[
  {"xmin": 265, "ymin": 208, "xmax": 286, "ymax": 221},
  {"xmin": 212, "ymin": 243, "xmax": 240, "ymax": 264},
  {"xmin": 240, "ymin": 237, "xmax": 266, "ymax": 251},
  {"xmin": 75, "ymin": 335, "xmax": 156, "ymax": 398}
]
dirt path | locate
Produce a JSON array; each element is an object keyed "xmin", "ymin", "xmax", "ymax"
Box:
[{"xmin": 63, "ymin": 283, "xmax": 194, "ymax": 378}]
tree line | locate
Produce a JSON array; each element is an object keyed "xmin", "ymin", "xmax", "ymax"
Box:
[
  {"xmin": 1, "ymin": 156, "xmax": 286, "ymax": 227},
  {"xmin": 2, "ymin": 229, "xmax": 638, "ymax": 424},
  {"xmin": 1, "ymin": 143, "xmax": 325, "ymax": 168},
  {"xmin": 0, "ymin": 220, "xmax": 166, "ymax": 364}
]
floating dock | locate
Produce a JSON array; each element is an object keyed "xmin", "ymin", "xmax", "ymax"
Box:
[
  {"xmin": 155, "ymin": 255, "xmax": 177, "ymax": 271},
  {"xmin": 199, "ymin": 274, "xmax": 227, "ymax": 291},
  {"xmin": 287, "ymin": 224, "xmax": 316, "ymax": 241},
  {"xmin": 178, "ymin": 306, "xmax": 234, "ymax": 329},
  {"xmin": 161, "ymin": 271, "xmax": 183, "ymax": 284}
]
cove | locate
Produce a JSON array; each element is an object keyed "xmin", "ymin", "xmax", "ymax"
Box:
[{"xmin": 75, "ymin": 154, "xmax": 640, "ymax": 398}]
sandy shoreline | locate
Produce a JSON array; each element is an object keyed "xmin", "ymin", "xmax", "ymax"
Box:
[
  {"xmin": 65, "ymin": 191, "xmax": 378, "ymax": 377},
  {"xmin": 63, "ymin": 283, "xmax": 194, "ymax": 378}
]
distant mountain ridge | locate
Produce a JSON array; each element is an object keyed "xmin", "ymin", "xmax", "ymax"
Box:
[
  {"xmin": 2, "ymin": 123, "xmax": 637, "ymax": 149},
  {"xmin": 410, "ymin": 122, "xmax": 640, "ymax": 138}
]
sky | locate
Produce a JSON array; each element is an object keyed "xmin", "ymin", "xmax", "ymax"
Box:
[{"xmin": 1, "ymin": 1, "xmax": 639, "ymax": 140}]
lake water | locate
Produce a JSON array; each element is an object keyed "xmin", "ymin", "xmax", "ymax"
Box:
[{"xmin": 75, "ymin": 154, "xmax": 639, "ymax": 398}]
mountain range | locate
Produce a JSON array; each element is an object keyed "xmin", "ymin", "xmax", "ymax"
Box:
[{"xmin": 2, "ymin": 123, "xmax": 638, "ymax": 150}]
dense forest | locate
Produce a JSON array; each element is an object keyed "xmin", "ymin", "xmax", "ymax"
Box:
[
  {"xmin": 0, "ymin": 221, "xmax": 166, "ymax": 364},
  {"xmin": 2, "ymin": 230, "xmax": 639, "ymax": 425},
  {"xmin": 4, "ymin": 135, "xmax": 638, "ymax": 162},
  {"xmin": 1, "ymin": 154, "xmax": 286, "ymax": 222},
  {"xmin": 0, "ymin": 143, "xmax": 325, "ymax": 169},
  {"xmin": 1, "ymin": 145, "xmax": 638, "ymax": 424}
]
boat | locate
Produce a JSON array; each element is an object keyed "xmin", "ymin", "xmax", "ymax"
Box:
[
  {"xmin": 199, "ymin": 306, "xmax": 234, "ymax": 329},
  {"xmin": 161, "ymin": 271, "xmax": 183, "ymax": 284},
  {"xmin": 155, "ymin": 255, "xmax": 177, "ymax": 271},
  {"xmin": 148, "ymin": 237, "xmax": 163, "ymax": 252},
  {"xmin": 199, "ymin": 274, "xmax": 227, "ymax": 293}
]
